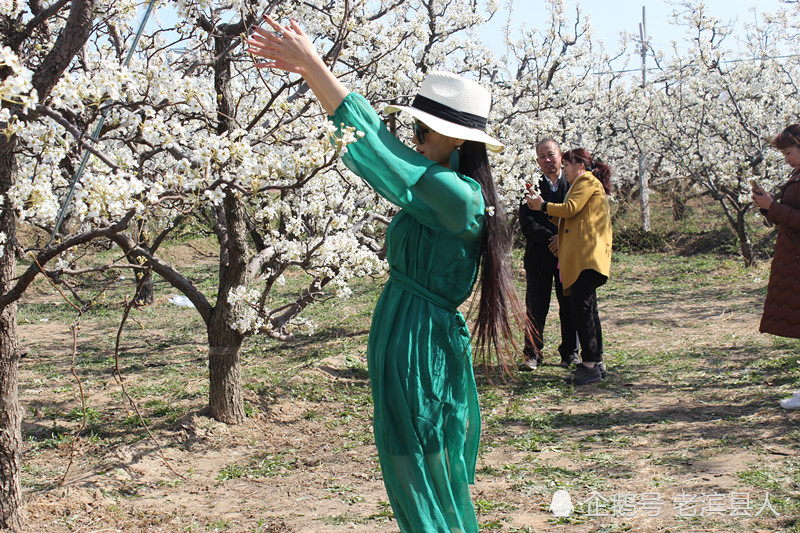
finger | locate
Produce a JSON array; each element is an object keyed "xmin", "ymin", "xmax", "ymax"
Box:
[
  {"xmin": 249, "ymin": 26, "xmax": 284, "ymax": 47},
  {"xmin": 262, "ymin": 14, "xmax": 284, "ymax": 33},
  {"xmin": 288, "ymin": 18, "xmax": 306, "ymax": 38},
  {"xmin": 250, "ymin": 25, "xmax": 272, "ymax": 38},
  {"xmin": 253, "ymin": 59, "xmax": 303, "ymax": 75},
  {"xmin": 247, "ymin": 42, "xmax": 276, "ymax": 60}
]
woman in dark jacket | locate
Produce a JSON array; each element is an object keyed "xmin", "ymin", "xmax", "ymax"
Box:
[{"xmin": 752, "ymin": 124, "xmax": 800, "ymax": 409}]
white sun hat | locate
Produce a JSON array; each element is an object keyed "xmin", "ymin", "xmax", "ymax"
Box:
[{"xmin": 384, "ymin": 71, "xmax": 504, "ymax": 153}]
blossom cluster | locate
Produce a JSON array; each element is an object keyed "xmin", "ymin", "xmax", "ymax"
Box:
[{"xmin": 0, "ymin": 46, "xmax": 37, "ymax": 136}]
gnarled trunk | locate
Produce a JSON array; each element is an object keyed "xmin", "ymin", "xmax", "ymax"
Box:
[
  {"xmin": 207, "ymin": 314, "xmax": 245, "ymax": 424},
  {"xmin": 0, "ymin": 147, "xmax": 22, "ymax": 532},
  {"xmin": 0, "ymin": 301, "xmax": 21, "ymax": 532}
]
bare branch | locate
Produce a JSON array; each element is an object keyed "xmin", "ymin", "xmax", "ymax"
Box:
[
  {"xmin": 0, "ymin": 209, "xmax": 134, "ymax": 309},
  {"xmin": 108, "ymin": 232, "xmax": 214, "ymax": 324}
]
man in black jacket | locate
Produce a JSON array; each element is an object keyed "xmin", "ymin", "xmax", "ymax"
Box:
[{"xmin": 519, "ymin": 138, "xmax": 580, "ymax": 370}]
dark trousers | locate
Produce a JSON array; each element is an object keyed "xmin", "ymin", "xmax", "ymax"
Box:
[
  {"xmin": 523, "ymin": 255, "xmax": 579, "ymax": 360},
  {"xmin": 566, "ymin": 269, "xmax": 606, "ymax": 363}
]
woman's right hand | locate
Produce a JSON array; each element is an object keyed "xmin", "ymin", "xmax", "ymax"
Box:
[
  {"xmin": 548, "ymin": 235, "xmax": 558, "ymax": 256},
  {"xmin": 248, "ymin": 16, "xmax": 317, "ymax": 76},
  {"xmin": 247, "ymin": 15, "xmax": 349, "ymax": 115},
  {"xmin": 752, "ymin": 186, "xmax": 774, "ymax": 211},
  {"xmin": 526, "ymin": 194, "xmax": 544, "ymax": 211}
]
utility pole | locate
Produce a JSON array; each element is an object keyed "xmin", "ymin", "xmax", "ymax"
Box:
[
  {"xmin": 639, "ymin": 6, "xmax": 647, "ymax": 88},
  {"xmin": 638, "ymin": 5, "xmax": 651, "ymax": 232}
]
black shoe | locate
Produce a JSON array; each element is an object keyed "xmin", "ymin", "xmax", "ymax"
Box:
[
  {"xmin": 559, "ymin": 353, "xmax": 581, "ymax": 368},
  {"xmin": 519, "ymin": 356, "xmax": 543, "ymax": 371},
  {"xmin": 565, "ymin": 363, "xmax": 602, "ymax": 385}
]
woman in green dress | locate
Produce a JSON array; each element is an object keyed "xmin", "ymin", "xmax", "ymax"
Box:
[{"xmin": 248, "ymin": 16, "xmax": 525, "ymax": 532}]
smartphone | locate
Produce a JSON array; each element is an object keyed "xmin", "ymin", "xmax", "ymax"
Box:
[{"xmin": 750, "ymin": 179, "xmax": 763, "ymax": 195}]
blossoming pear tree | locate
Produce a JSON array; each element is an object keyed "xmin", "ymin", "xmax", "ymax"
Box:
[
  {"xmin": 0, "ymin": 1, "xmax": 101, "ymax": 528},
  {"xmin": 487, "ymin": 0, "xmax": 598, "ymax": 203},
  {"xmin": 636, "ymin": 1, "xmax": 800, "ymax": 264}
]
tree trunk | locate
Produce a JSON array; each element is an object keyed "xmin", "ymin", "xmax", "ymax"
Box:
[
  {"xmin": 672, "ymin": 180, "xmax": 688, "ymax": 221},
  {"xmin": 134, "ymin": 271, "xmax": 155, "ymax": 305},
  {"xmin": 205, "ymin": 30, "xmax": 250, "ymax": 425},
  {"xmin": 733, "ymin": 210, "xmax": 754, "ymax": 267},
  {"xmin": 0, "ymin": 147, "xmax": 22, "ymax": 532},
  {"xmin": 207, "ymin": 312, "xmax": 245, "ymax": 424},
  {"xmin": 638, "ymin": 152, "xmax": 651, "ymax": 232},
  {"xmin": 0, "ymin": 302, "xmax": 21, "ymax": 533},
  {"xmin": 132, "ymin": 219, "xmax": 154, "ymax": 305},
  {"xmin": 206, "ymin": 189, "xmax": 249, "ymax": 424}
]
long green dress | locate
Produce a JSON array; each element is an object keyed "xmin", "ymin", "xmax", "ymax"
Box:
[{"xmin": 331, "ymin": 93, "xmax": 485, "ymax": 532}]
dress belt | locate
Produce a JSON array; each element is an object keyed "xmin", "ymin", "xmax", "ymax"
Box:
[{"xmin": 388, "ymin": 269, "xmax": 459, "ymax": 311}]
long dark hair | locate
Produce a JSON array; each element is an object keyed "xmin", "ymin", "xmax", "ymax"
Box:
[
  {"xmin": 562, "ymin": 148, "xmax": 613, "ymax": 194},
  {"xmin": 459, "ymin": 140, "xmax": 531, "ymax": 371}
]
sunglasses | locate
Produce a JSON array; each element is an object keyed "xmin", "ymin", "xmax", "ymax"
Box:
[{"xmin": 413, "ymin": 122, "xmax": 432, "ymax": 144}]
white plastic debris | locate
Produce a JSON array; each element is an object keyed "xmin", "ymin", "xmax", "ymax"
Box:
[{"xmin": 168, "ymin": 294, "xmax": 194, "ymax": 308}]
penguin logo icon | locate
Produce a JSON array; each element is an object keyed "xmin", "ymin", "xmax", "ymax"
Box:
[{"xmin": 549, "ymin": 489, "xmax": 574, "ymax": 517}]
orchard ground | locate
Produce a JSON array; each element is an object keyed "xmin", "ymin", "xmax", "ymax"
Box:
[{"xmin": 15, "ymin": 233, "xmax": 800, "ymax": 533}]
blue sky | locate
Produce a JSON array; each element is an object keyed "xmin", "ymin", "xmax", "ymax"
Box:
[{"xmin": 482, "ymin": 0, "xmax": 786, "ymax": 59}]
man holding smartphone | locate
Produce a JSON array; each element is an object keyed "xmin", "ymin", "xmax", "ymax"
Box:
[{"xmin": 518, "ymin": 139, "xmax": 580, "ymax": 370}]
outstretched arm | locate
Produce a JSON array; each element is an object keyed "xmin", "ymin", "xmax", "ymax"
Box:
[{"xmin": 247, "ymin": 16, "xmax": 350, "ymax": 115}]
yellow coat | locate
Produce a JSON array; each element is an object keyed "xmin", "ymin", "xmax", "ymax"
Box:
[{"xmin": 546, "ymin": 171, "xmax": 613, "ymax": 291}]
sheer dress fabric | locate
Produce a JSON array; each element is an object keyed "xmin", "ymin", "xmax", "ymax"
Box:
[{"xmin": 331, "ymin": 93, "xmax": 485, "ymax": 532}]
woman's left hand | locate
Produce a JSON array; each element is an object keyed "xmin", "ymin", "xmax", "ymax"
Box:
[{"xmin": 527, "ymin": 194, "xmax": 544, "ymax": 211}]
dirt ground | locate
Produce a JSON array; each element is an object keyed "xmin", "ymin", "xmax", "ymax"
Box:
[{"xmin": 14, "ymin": 253, "xmax": 800, "ymax": 533}]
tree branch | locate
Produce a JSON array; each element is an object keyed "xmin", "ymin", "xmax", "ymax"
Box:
[
  {"xmin": 9, "ymin": 0, "xmax": 70, "ymax": 50},
  {"xmin": 36, "ymin": 104, "xmax": 120, "ymax": 171},
  {"xmin": 0, "ymin": 209, "xmax": 134, "ymax": 309},
  {"xmin": 108, "ymin": 232, "xmax": 214, "ymax": 324}
]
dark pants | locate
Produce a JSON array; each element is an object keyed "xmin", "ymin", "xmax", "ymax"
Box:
[
  {"xmin": 566, "ymin": 269, "xmax": 606, "ymax": 363},
  {"xmin": 524, "ymin": 255, "xmax": 579, "ymax": 361}
]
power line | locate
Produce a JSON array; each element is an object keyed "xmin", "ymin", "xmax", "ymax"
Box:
[{"xmin": 594, "ymin": 52, "xmax": 800, "ymax": 75}]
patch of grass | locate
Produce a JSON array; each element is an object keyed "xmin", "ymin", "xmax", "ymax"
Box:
[
  {"xmin": 506, "ymin": 429, "xmax": 561, "ymax": 451},
  {"xmin": 475, "ymin": 498, "xmax": 516, "ymax": 514},
  {"xmin": 366, "ymin": 500, "xmax": 394, "ymax": 522},
  {"xmin": 479, "ymin": 518, "xmax": 505, "ymax": 529},
  {"xmin": 206, "ymin": 518, "xmax": 232, "ymax": 531},
  {"xmin": 509, "ymin": 463, "xmax": 608, "ymax": 495},
  {"xmin": 317, "ymin": 512, "xmax": 370, "ymax": 526},
  {"xmin": 143, "ymin": 398, "xmax": 187, "ymax": 423},
  {"xmin": 328, "ymin": 487, "xmax": 367, "ymax": 505},
  {"xmin": 217, "ymin": 451, "xmax": 299, "ymax": 481},
  {"xmin": 738, "ymin": 463, "xmax": 793, "ymax": 493},
  {"xmin": 65, "ymin": 406, "xmax": 102, "ymax": 424}
]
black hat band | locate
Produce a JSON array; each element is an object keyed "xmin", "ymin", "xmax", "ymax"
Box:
[{"xmin": 411, "ymin": 95, "xmax": 487, "ymax": 131}]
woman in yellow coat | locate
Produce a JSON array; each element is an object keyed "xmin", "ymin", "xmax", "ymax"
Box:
[{"xmin": 528, "ymin": 148, "xmax": 612, "ymax": 385}]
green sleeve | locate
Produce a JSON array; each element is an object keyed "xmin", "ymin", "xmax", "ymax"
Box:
[{"xmin": 330, "ymin": 93, "xmax": 484, "ymax": 236}]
